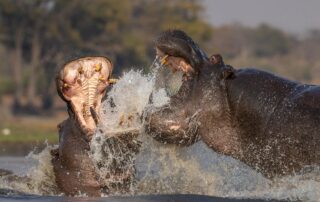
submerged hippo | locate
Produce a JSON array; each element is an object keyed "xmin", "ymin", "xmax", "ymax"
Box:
[
  {"xmin": 53, "ymin": 57, "xmax": 139, "ymax": 196},
  {"xmin": 145, "ymin": 30, "xmax": 320, "ymax": 178}
]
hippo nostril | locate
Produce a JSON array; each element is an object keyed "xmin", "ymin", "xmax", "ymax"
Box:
[{"xmin": 78, "ymin": 67, "xmax": 84, "ymax": 74}]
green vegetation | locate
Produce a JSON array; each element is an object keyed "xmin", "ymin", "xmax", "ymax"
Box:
[
  {"xmin": 0, "ymin": 117, "xmax": 58, "ymax": 143},
  {"xmin": 0, "ymin": 0, "xmax": 213, "ymax": 114}
]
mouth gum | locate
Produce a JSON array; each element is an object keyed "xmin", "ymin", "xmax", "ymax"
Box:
[{"xmin": 59, "ymin": 57, "xmax": 112, "ymax": 136}]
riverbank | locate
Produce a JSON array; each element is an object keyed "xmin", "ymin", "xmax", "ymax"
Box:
[{"xmin": 0, "ymin": 115, "xmax": 64, "ymax": 156}]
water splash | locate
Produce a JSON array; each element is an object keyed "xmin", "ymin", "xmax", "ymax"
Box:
[
  {"xmin": 89, "ymin": 69, "xmax": 169, "ymax": 195},
  {"xmin": 98, "ymin": 69, "xmax": 157, "ymax": 132},
  {"xmin": 0, "ymin": 145, "xmax": 58, "ymax": 195},
  {"xmin": 91, "ymin": 69, "xmax": 320, "ymax": 201}
]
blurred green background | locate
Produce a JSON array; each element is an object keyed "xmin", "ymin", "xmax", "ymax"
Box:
[{"xmin": 0, "ymin": 0, "xmax": 319, "ymax": 154}]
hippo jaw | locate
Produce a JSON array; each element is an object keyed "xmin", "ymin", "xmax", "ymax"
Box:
[
  {"xmin": 155, "ymin": 29, "xmax": 208, "ymax": 76},
  {"xmin": 156, "ymin": 48, "xmax": 195, "ymax": 77},
  {"xmin": 56, "ymin": 57, "xmax": 113, "ymax": 140}
]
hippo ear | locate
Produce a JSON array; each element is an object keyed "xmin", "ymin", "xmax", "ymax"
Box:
[
  {"xmin": 209, "ymin": 54, "xmax": 224, "ymax": 66},
  {"xmin": 210, "ymin": 54, "xmax": 235, "ymax": 79}
]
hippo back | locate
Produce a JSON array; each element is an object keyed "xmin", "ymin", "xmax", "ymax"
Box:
[{"xmin": 226, "ymin": 68, "xmax": 320, "ymax": 177}]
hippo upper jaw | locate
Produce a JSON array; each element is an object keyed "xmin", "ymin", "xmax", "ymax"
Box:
[
  {"xmin": 155, "ymin": 29, "xmax": 208, "ymax": 74},
  {"xmin": 56, "ymin": 57, "xmax": 113, "ymax": 140}
]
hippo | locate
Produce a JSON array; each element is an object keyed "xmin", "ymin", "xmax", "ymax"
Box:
[
  {"xmin": 53, "ymin": 56, "xmax": 139, "ymax": 196},
  {"xmin": 144, "ymin": 29, "xmax": 320, "ymax": 178}
]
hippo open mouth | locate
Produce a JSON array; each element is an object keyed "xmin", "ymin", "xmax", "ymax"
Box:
[
  {"xmin": 154, "ymin": 30, "xmax": 208, "ymax": 77},
  {"xmin": 56, "ymin": 57, "xmax": 115, "ymax": 140},
  {"xmin": 152, "ymin": 30, "xmax": 208, "ymax": 98}
]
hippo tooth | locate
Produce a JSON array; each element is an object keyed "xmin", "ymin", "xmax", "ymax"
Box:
[
  {"xmin": 108, "ymin": 78, "xmax": 118, "ymax": 84},
  {"xmin": 160, "ymin": 54, "xmax": 169, "ymax": 65}
]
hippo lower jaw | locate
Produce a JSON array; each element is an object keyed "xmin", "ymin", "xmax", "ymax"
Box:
[{"xmin": 56, "ymin": 57, "xmax": 114, "ymax": 140}]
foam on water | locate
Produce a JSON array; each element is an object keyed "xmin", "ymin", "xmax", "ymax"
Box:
[
  {"xmin": 1, "ymin": 69, "xmax": 320, "ymax": 201},
  {"xmin": 0, "ymin": 145, "xmax": 58, "ymax": 195}
]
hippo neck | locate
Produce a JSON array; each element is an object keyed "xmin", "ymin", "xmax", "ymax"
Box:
[
  {"xmin": 194, "ymin": 63, "xmax": 245, "ymax": 157},
  {"xmin": 197, "ymin": 63, "xmax": 231, "ymax": 114},
  {"xmin": 225, "ymin": 68, "xmax": 300, "ymax": 163}
]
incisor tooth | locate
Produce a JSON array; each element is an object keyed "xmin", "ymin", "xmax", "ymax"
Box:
[{"xmin": 108, "ymin": 78, "xmax": 118, "ymax": 84}]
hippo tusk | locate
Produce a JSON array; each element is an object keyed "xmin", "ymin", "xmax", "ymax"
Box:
[
  {"xmin": 160, "ymin": 54, "xmax": 169, "ymax": 65},
  {"xmin": 108, "ymin": 78, "xmax": 118, "ymax": 84},
  {"xmin": 90, "ymin": 107, "xmax": 100, "ymax": 126}
]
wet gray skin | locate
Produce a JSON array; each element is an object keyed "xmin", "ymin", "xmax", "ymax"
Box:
[{"xmin": 145, "ymin": 29, "xmax": 320, "ymax": 178}]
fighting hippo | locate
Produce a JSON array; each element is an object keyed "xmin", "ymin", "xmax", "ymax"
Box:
[
  {"xmin": 52, "ymin": 57, "xmax": 139, "ymax": 196},
  {"xmin": 144, "ymin": 29, "xmax": 320, "ymax": 178}
]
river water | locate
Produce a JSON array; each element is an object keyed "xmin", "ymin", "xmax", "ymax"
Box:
[{"xmin": 0, "ymin": 70, "xmax": 319, "ymax": 202}]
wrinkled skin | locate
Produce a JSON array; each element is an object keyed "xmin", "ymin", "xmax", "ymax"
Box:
[
  {"xmin": 52, "ymin": 57, "xmax": 112, "ymax": 196},
  {"xmin": 145, "ymin": 30, "xmax": 320, "ymax": 178}
]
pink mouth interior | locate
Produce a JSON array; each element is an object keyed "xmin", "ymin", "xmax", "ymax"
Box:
[{"xmin": 57, "ymin": 57, "xmax": 113, "ymax": 138}]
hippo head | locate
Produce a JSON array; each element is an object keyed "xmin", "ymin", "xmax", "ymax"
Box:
[
  {"xmin": 153, "ymin": 30, "xmax": 213, "ymax": 98},
  {"xmin": 56, "ymin": 57, "xmax": 114, "ymax": 140},
  {"xmin": 154, "ymin": 30, "xmax": 234, "ymax": 94},
  {"xmin": 147, "ymin": 30, "xmax": 239, "ymax": 153}
]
